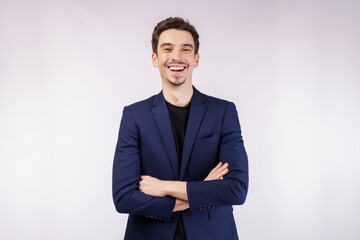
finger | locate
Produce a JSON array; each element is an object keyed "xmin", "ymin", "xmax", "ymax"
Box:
[
  {"xmin": 214, "ymin": 168, "xmax": 229, "ymax": 179},
  {"xmin": 215, "ymin": 162, "xmax": 223, "ymax": 169},
  {"xmin": 218, "ymin": 162, "xmax": 228, "ymax": 170},
  {"xmin": 208, "ymin": 164, "xmax": 227, "ymax": 178},
  {"xmin": 210, "ymin": 162, "xmax": 222, "ymax": 174},
  {"xmin": 217, "ymin": 162, "xmax": 228, "ymax": 172},
  {"xmin": 218, "ymin": 168, "xmax": 229, "ymax": 178},
  {"xmin": 212, "ymin": 162, "xmax": 224, "ymax": 173},
  {"xmin": 215, "ymin": 164, "xmax": 229, "ymax": 173},
  {"xmin": 205, "ymin": 162, "xmax": 224, "ymax": 181},
  {"xmin": 214, "ymin": 162, "xmax": 223, "ymax": 171}
]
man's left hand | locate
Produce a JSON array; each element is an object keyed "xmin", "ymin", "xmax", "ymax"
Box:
[{"xmin": 139, "ymin": 175, "xmax": 167, "ymax": 197}]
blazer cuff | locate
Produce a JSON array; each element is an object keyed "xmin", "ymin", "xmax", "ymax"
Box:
[
  {"xmin": 186, "ymin": 181, "xmax": 216, "ymax": 212},
  {"xmin": 145, "ymin": 196, "xmax": 176, "ymax": 223}
]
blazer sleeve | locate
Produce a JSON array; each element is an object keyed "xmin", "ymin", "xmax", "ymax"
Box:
[
  {"xmin": 186, "ymin": 102, "xmax": 249, "ymax": 211},
  {"xmin": 112, "ymin": 106, "xmax": 176, "ymax": 222}
]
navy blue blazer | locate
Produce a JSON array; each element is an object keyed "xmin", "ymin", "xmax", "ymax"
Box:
[{"xmin": 112, "ymin": 86, "xmax": 248, "ymax": 240}]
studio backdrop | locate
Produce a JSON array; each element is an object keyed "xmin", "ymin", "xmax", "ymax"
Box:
[{"xmin": 0, "ymin": 0, "xmax": 359, "ymax": 239}]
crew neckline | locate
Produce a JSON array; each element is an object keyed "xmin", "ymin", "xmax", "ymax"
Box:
[{"xmin": 165, "ymin": 100, "xmax": 191, "ymax": 110}]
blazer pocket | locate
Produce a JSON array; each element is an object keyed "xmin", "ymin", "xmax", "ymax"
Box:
[{"xmin": 194, "ymin": 135, "xmax": 220, "ymax": 145}]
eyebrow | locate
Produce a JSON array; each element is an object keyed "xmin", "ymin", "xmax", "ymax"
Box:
[
  {"xmin": 160, "ymin": 43, "xmax": 194, "ymax": 49},
  {"xmin": 183, "ymin": 44, "xmax": 194, "ymax": 49}
]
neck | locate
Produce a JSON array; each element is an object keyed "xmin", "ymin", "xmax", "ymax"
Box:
[{"xmin": 162, "ymin": 81, "xmax": 193, "ymax": 107}]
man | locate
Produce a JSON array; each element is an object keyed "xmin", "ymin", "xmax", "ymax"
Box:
[{"xmin": 112, "ymin": 17, "xmax": 249, "ymax": 240}]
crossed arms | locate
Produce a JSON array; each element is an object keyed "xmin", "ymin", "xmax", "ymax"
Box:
[
  {"xmin": 112, "ymin": 102, "xmax": 248, "ymax": 222},
  {"xmin": 139, "ymin": 162, "xmax": 229, "ymax": 212}
]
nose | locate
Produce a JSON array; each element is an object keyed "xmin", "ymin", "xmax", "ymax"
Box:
[{"xmin": 169, "ymin": 49, "xmax": 183, "ymax": 62}]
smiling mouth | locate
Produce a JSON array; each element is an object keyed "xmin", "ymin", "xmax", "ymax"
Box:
[{"xmin": 167, "ymin": 66, "xmax": 186, "ymax": 72}]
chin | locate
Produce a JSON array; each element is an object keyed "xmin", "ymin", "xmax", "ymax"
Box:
[{"xmin": 168, "ymin": 78, "xmax": 186, "ymax": 87}]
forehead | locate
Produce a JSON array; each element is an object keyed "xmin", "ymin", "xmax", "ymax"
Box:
[{"xmin": 158, "ymin": 29, "xmax": 194, "ymax": 46}]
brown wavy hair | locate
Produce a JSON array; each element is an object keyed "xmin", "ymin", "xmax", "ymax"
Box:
[{"xmin": 151, "ymin": 17, "xmax": 200, "ymax": 55}]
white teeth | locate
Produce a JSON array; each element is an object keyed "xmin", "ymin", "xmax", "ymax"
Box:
[{"xmin": 168, "ymin": 66, "xmax": 185, "ymax": 71}]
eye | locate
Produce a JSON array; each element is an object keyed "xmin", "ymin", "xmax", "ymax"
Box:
[
  {"xmin": 163, "ymin": 48, "xmax": 171, "ymax": 52},
  {"xmin": 183, "ymin": 48, "xmax": 191, "ymax": 52}
]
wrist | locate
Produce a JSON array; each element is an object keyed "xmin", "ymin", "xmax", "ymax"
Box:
[
  {"xmin": 173, "ymin": 198, "xmax": 190, "ymax": 212},
  {"xmin": 168, "ymin": 181, "xmax": 187, "ymax": 200},
  {"xmin": 162, "ymin": 180, "xmax": 172, "ymax": 196}
]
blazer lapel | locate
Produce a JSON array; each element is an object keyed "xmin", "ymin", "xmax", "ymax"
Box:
[
  {"xmin": 180, "ymin": 87, "xmax": 207, "ymax": 180},
  {"xmin": 152, "ymin": 91, "xmax": 179, "ymax": 179}
]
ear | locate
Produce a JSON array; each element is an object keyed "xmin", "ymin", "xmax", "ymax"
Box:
[
  {"xmin": 194, "ymin": 53, "xmax": 200, "ymax": 68},
  {"xmin": 152, "ymin": 53, "xmax": 159, "ymax": 68}
]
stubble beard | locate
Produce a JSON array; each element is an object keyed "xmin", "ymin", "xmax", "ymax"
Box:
[{"xmin": 167, "ymin": 77, "xmax": 186, "ymax": 87}]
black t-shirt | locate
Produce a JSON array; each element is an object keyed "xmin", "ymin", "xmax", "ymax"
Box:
[
  {"xmin": 166, "ymin": 100, "xmax": 190, "ymax": 240},
  {"xmin": 166, "ymin": 101, "xmax": 191, "ymax": 170}
]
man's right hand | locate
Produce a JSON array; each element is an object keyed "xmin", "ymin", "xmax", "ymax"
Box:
[
  {"xmin": 204, "ymin": 162, "xmax": 229, "ymax": 181},
  {"xmin": 173, "ymin": 162, "xmax": 229, "ymax": 212}
]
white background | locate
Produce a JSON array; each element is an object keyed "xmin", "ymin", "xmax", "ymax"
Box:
[{"xmin": 1, "ymin": 0, "xmax": 359, "ymax": 239}]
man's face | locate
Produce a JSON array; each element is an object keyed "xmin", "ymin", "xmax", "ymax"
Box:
[{"xmin": 152, "ymin": 29, "xmax": 199, "ymax": 87}]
